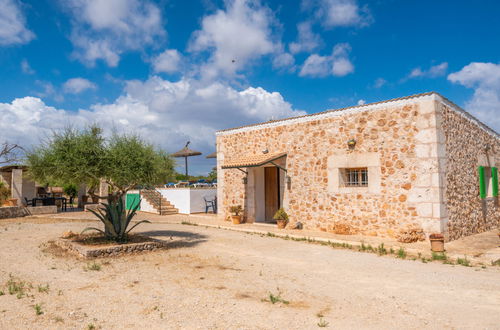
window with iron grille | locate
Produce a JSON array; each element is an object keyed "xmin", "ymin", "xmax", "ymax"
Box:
[{"xmin": 342, "ymin": 168, "xmax": 368, "ymax": 187}]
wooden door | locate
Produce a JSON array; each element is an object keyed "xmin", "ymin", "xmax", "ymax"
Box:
[{"xmin": 265, "ymin": 167, "xmax": 280, "ymax": 222}]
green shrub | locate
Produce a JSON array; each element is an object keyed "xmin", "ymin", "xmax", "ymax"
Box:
[
  {"xmin": 0, "ymin": 182, "xmax": 10, "ymax": 205},
  {"xmin": 229, "ymin": 205, "xmax": 243, "ymax": 216},
  {"xmin": 273, "ymin": 208, "xmax": 289, "ymax": 223},
  {"xmin": 82, "ymin": 198, "xmax": 150, "ymax": 242}
]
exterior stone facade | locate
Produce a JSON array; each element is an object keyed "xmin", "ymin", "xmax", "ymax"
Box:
[
  {"xmin": 216, "ymin": 93, "xmax": 500, "ymax": 241},
  {"xmin": 439, "ymin": 102, "xmax": 500, "ymax": 240}
]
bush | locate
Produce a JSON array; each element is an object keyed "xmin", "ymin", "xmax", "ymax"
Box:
[
  {"xmin": 229, "ymin": 205, "xmax": 242, "ymax": 216},
  {"xmin": 82, "ymin": 198, "xmax": 150, "ymax": 242},
  {"xmin": 0, "ymin": 181, "xmax": 10, "ymax": 205},
  {"xmin": 63, "ymin": 184, "xmax": 78, "ymax": 198},
  {"xmin": 273, "ymin": 208, "xmax": 289, "ymax": 223}
]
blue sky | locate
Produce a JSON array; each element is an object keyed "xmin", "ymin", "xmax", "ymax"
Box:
[{"xmin": 1, "ymin": 0, "xmax": 500, "ymax": 175}]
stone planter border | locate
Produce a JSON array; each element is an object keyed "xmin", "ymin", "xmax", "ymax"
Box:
[{"xmin": 53, "ymin": 236, "xmax": 168, "ymax": 258}]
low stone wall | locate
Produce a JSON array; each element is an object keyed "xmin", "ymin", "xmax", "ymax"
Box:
[
  {"xmin": 27, "ymin": 205, "xmax": 58, "ymax": 215},
  {"xmin": 54, "ymin": 238, "xmax": 168, "ymax": 258},
  {"xmin": 0, "ymin": 206, "xmax": 29, "ymax": 219},
  {"xmin": 0, "ymin": 205, "xmax": 58, "ymax": 219}
]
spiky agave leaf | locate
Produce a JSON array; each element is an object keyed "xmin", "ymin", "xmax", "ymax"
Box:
[
  {"xmin": 87, "ymin": 206, "xmax": 118, "ymax": 238},
  {"xmin": 126, "ymin": 220, "xmax": 152, "ymax": 234},
  {"xmin": 81, "ymin": 227, "xmax": 106, "ymax": 235}
]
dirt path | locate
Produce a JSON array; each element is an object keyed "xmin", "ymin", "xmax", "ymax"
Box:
[{"xmin": 0, "ymin": 219, "xmax": 499, "ymax": 329}]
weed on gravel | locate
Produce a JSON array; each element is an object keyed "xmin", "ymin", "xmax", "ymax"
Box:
[
  {"xmin": 38, "ymin": 284, "xmax": 49, "ymax": 293},
  {"xmin": 317, "ymin": 318, "xmax": 329, "ymax": 327},
  {"xmin": 457, "ymin": 256, "xmax": 471, "ymax": 267},
  {"xmin": 263, "ymin": 288, "xmax": 289, "ymax": 305},
  {"xmin": 85, "ymin": 262, "xmax": 102, "ymax": 271},
  {"xmin": 6, "ymin": 275, "xmax": 31, "ymax": 299},
  {"xmin": 34, "ymin": 303, "xmax": 43, "ymax": 316}
]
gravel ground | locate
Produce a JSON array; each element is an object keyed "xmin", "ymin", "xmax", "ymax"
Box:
[{"xmin": 0, "ymin": 218, "xmax": 499, "ymax": 329}]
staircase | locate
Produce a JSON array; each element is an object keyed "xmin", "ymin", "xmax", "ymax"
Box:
[{"xmin": 140, "ymin": 189, "xmax": 178, "ymax": 215}]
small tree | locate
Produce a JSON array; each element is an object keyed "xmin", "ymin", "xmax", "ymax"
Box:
[
  {"xmin": 26, "ymin": 126, "xmax": 175, "ymax": 241},
  {"xmin": 27, "ymin": 126, "xmax": 174, "ymax": 201},
  {"xmin": 0, "ymin": 142, "xmax": 23, "ymax": 165}
]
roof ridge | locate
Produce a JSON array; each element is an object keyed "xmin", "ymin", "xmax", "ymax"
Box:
[{"xmin": 217, "ymin": 91, "xmax": 437, "ymax": 134}]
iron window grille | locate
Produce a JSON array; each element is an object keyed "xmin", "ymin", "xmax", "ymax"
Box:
[{"xmin": 342, "ymin": 168, "xmax": 368, "ymax": 187}]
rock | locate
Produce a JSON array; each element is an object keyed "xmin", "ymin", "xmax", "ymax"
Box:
[{"xmin": 61, "ymin": 231, "xmax": 78, "ymax": 239}]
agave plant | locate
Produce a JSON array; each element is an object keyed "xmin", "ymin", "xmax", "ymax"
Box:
[{"xmin": 82, "ymin": 197, "xmax": 150, "ymax": 242}]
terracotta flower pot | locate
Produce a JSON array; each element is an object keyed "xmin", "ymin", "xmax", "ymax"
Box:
[
  {"xmin": 7, "ymin": 198, "xmax": 17, "ymax": 207},
  {"xmin": 276, "ymin": 219, "xmax": 287, "ymax": 229},
  {"xmin": 231, "ymin": 215, "xmax": 242, "ymax": 224},
  {"xmin": 429, "ymin": 234, "xmax": 445, "ymax": 252}
]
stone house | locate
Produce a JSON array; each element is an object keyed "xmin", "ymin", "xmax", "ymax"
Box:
[
  {"xmin": 216, "ymin": 92, "xmax": 500, "ymax": 241},
  {"xmin": 0, "ymin": 165, "xmax": 37, "ymax": 205}
]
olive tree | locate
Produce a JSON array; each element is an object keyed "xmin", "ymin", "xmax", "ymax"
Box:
[
  {"xmin": 26, "ymin": 126, "xmax": 175, "ymax": 241},
  {"xmin": 27, "ymin": 126, "xmax": 174, "ymax": 201}
]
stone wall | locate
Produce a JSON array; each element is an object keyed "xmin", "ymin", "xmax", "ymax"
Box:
[
  {"xmin": 0, "ymin": 206, "xmax": 29, "ymax": 219},
  {"xmin": 0, "ymin": 205, "xmax": 58, "ymax": 219},
  {"xmin": 440, "ymin": 103, "xmax": 500, "ymax": 240},
  {"xmin": 217, "ymin": 95, "xmax": 445, "ymax": 238}
]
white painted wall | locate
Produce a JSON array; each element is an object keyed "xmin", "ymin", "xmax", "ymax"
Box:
[{"xmin": 159, "ymin": 188, "xmax": 217, "ymax": 214}]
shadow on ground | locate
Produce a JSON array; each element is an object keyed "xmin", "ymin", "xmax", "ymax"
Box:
[{"xmin": 140, "ymin": 230, "xmax": 209, "ymax": 249}]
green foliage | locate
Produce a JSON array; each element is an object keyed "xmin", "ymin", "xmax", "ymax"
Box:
[
  {"xmin": 82, "ymin": 198, "xmax": 150, "ymax": 242},
  {"xmin": 34, "ymin": 303, "xmax": 43, "ymax": 315},
  {"xmin": 431, "ymin": 252, "xmax": 447, "ymax": 261},
  {"xmin": 229, "ymin": 205, "xmax": 242, "ymax": 216},
  {"xmin": 0, "ymin": 181, "xmax": 10, "ymax": 205},
  {"xmin": 26, "ymin": 126, "xmax": 174, "ymax": 197},
  {"xmin": 37, "ymin": 284, "xmax": 49, "ymax": 293},
  {"xmin": 86, "ymin": 262, "xmax": 101, "ymax": 271},
  {"xmin": 273, "ymin": 208, "xmax": 289, "ymax": 222},
  {"xmin": 396, "ymin": 248, "xmax": 407, "ymax": 259},
  {"xmin": 266, "ymin": 290, "xmax": 289, "ymax": 305},
  {"xmin": 7, "ymin": 275, "xmax": 29, "ymax": 299},
  {"xmin": 377, "ymin": 243, "xmax": 387, "ymax": 255},
  {"xmin": 63, "ymin": 184, "xmax": 78, "ymax": 198},
  {"xmin": 457, "ymin": 256, "xmax": 471, "ymax": 267}
]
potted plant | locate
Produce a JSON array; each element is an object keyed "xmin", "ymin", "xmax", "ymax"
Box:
[
  {"xmin": 273, "ymin": 208, "xmax": 289, "ymax": 229},
  {"xmin": 429, "ymin": 233, "xmax": 445, "ymax": 252},
  {"xmin": 229, "ymin": 205, "xmax": 243, "ymax": 224},
  {"xmin": 0, "ymin": 182, "xmax": 11, "ymax": 207}
]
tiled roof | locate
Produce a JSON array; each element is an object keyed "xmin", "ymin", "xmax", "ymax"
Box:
[{"xmin": 222, "ymin": 152, "xmax": 286, "ymax": 169}]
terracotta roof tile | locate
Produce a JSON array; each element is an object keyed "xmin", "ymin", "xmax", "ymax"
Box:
[{"xmin": 222, "ymin": 152, "xmax": 286, "ymax": 169}]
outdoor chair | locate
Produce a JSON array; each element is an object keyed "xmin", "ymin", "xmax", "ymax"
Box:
[
  {"xmin": 165, "ymin": 182, "xmax": 176, "ymax": 188},
  {"xmin": 63, "ymin": 196, "xmax": 73, "ymax": 211},
  {"xmin": 24, "ymin": 197, "xmax": 33, "ymax": 207},
  {"xmin": 203, "ymin": 196, "xmax": 216, "ymax": 213}
]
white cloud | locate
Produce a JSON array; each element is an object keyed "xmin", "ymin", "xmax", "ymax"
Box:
[
  {"xmin": 34, "ymin": 80, "xmax": 64, "ymax": 103},
  {"xmin": 373, "ymin": 77, "xmax": 386, "ymax": 88},
  {"xmin": 0, "ymin": 0, "xmax": 35, "ymax": 46},
  {"xmin": 448, "ymin": 62, "xmax": 500, "ymax": 132},
  {"xmin": 63, "ymin": 0, "xmax": 165, "ymax": 67},
  {"xmin": 289, "ymin": 21, "xmax": 322, "ymax": 54},
  {"xmin": 189, "ymin": 0, "xmax": 278, "ymax": 78},
  {"xmin": 0, "ymin": 77, "xmax": 306, "ymax": 172},
  {"xmin": 357, "ymin": 99, "xmax": 365, "ymax": 105},
  {"xmin": 152, "ymin": 49, "xmax": 182, "ymax": 74},
  {"xmin": 300, "ymin": 43, "xmax": 354, "ymax": 77},
  {"xmin": 272, "ymin": 52, "xmax": 295, "ymax": 70},
  {"xmin": 308, "ymin": 0, "xmax": 372, "ymax": 28},
  {"xmin": 21, "ymin": 59, "xmax": 35, "ymax": 74},
  {"xmin": 408, "ymin": 62, "xmax": 448, "ymax": 79},
  {"xmin": 63, "ymin": 78, "xmax": 97, "ymax": 94}
]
